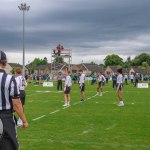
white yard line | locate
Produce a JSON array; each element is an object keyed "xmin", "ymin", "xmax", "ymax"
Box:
[
  {"xmin": 103, "ymin": 91, "xmax": 109, "ymax": 94},
  {"xmin": 49, "ymin": 110, "xmax": 60, "ymax": 114},
  {"xmin": 73, "ymin": 101, "xmax": 81, "ymax": 105},
  {"xmin": 62, "ymin": 106, "xmax": 71, "ymax": 109},
  {"xmin": 81, "ymin": 129, "xmax": 93, "ymax": 135},
  {"xmin": 32, "ymin": 115, "xmax": 46, "ymax": 121},
  {"xmin": 87, "ymin": 94, "xmax": 97, "ymax": 100},
  {"xmin": 32, "ymin": 91, "xmax": 109, "ymax": 121},
  {"xmin": 105, "ymin": 124, "xmax": 117, "ymax": 130},
  {"xmin": 36, "ymin": 91, "xmax": 51, "ymax": 93},
  {"xmin": 87, "ymin": 91, "xmax": 108, "ymax": 100}
]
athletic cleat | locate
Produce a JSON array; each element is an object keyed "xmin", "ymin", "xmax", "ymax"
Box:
[
  {"xmin": 96, "ymin": 92, "xmax": 99, "ymax": 95},
  {"xmin": 99, "ymin": 93, "xmax": 102, "ymax": 96},
  {"xmin": 67, "ymin": 102, "xmax": 70, "ymax": 106},
  {"xmin": 118, "ymin": 101, "xmax": 124, "ymax": 107},
  {"xmin": 63, "ymin": 103, "xmax": 68, "ymax": 107}
]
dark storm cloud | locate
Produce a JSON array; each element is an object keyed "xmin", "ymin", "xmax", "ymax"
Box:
[{"xmin": 0, "ymin": 0, "xmax": 150, "ymax": 59}]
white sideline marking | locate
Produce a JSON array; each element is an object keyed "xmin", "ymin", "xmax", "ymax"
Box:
[
  {"xmin": 62, "ymin": 106, "xmax": 71, "ymax": 109},
  {"xmin": 81, "ymin": 129, "xmax": 93, "ymax": 135},
  {"xmin": 49, "ymin": 110, "xmax": 60, "ymax": 114},
  {"xmin": 105, "ymin": 124, "xmax": 117, "ymax": 130},
  {"xmin": 36, "ymin": 90, "xmax": 51, "ymax": 93},
  {"xmin": 32, "ymin": 115, "xmax": 46, "ymax": 121},
  {"xmin": 87, "ymin": 94, "xmax": 97, "ymax": 100},
  {"xmin": 87, "ymin": 91, "xmax": 108, "ymax": 100},
  {"xmin": 73, "ymin": 101, "xmax": 81, "ymax": 105}
]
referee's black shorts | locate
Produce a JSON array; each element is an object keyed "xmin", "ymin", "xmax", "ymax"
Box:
[
  {"xmin": 0, "ymin": 111, "xmax": 19, "ymax": 150},
  {"xmin": 19, "ymin": 90, "xmax": 26, "ymax": 105}
]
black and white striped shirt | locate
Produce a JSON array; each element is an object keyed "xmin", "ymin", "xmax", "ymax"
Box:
[
  {"xmin": 15, "ymin": 75, "xmax": 27, "ymax": 91},
  {"xmin": 0, "ymin": 69, "xmax": 19, "ymax": 111}
]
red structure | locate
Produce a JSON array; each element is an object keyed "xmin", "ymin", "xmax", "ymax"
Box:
[
  {"xmin": 51, "ymin": 44, "xmax": 72, "ymax": 73},
  {"xmin": 53, "ymin": 43, "xmax": 70, "ymax": 56}
]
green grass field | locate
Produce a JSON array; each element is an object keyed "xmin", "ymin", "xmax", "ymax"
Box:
[{"xmin": 17, "ymin": 81, "xmax": 150, "ymax": 150}]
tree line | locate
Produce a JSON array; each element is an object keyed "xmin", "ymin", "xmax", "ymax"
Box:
[
  {"xmin": 29, "ymin": 53, "xmax": 150, "ymax": 73},
  {"xmin": 102, "ymin": 53, "xmax": 150, "ymax": 68}
]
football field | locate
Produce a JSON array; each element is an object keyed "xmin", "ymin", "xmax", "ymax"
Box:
[{"xmin": 18, "ymin": 81, "xmax": 150, "ymax": 150}]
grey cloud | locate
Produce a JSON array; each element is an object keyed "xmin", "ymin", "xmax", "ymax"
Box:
[{"xmin": 0, "ymin": 0, "xmax": 150, "ymax": 62}]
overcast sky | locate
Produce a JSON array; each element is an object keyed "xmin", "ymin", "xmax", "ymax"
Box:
[{"xmin": 0, "ymin": 0, "xmax": 150, "ymax": 65}]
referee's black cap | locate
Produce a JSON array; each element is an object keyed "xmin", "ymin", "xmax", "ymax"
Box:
[{"xmin": 0, "ymin": 51, "xmax": 7, "ymax": 61}]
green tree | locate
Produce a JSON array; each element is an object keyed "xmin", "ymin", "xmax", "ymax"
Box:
[
  {"xmin": 123, "ymin": 56, "xmax": 132, "ymax": 68},
  {"xmin": 142, "ymin": 62, "xmax": 149, "ymax": 68},
  {"xmin": 30, "ymin": 57, "xmax": 48, "ymax": 74},
  {"xmin": 41, "ymin": 57, "xmax": 48, "ymax": 65},
  {"xmin": 104, "ymin": 54, "xmax": 123, "ymax": 66},
  {"xmin": 99, "ymin": 64, "xmax": 105, "ymax": 67},
  {"xmin": 131, "ymin": 53, "xmax": 150, "ymax": 66},
  {"xmin": 142, "ymin": 62, "xmax": 150, "ymax": 74}
]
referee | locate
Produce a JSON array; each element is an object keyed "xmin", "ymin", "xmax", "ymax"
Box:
[
  {"xmin": 57, "ymin": 72, "xmax": 63, "ymax": 91},
  {"xmin": 0, "ymin": 51, "xmax": 28, "ymax": 150}
]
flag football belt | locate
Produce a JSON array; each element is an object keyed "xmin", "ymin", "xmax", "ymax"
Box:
[{"xmin": 0, "ymin": 118, "xmax": 3, "ymax": 141}]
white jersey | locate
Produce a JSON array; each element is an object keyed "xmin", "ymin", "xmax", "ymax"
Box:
[
  {"xmin": 117, "ymin": 74, "xmax": 123, "ymax": 84},
  {"xmin": 124, "ymin": 75, "xmax": 128, "ymax": 79},
  {"xmin": 15, "ymin": 75, "xmax": 27, "ymax": 91},
  {"xmin": 97, "ymin": 75, "xmax": 106, "ymax": 82},
  {"xmin": 130, "ymin": 74, "xmax": 134, "ymax": 80},
  {"xmin": 79, "ymin": 73, "xmax": 85, "ymax": 86},
  {"xmin": 65, "ymin": 75, "xmax": 72, "ymax": 87}
]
